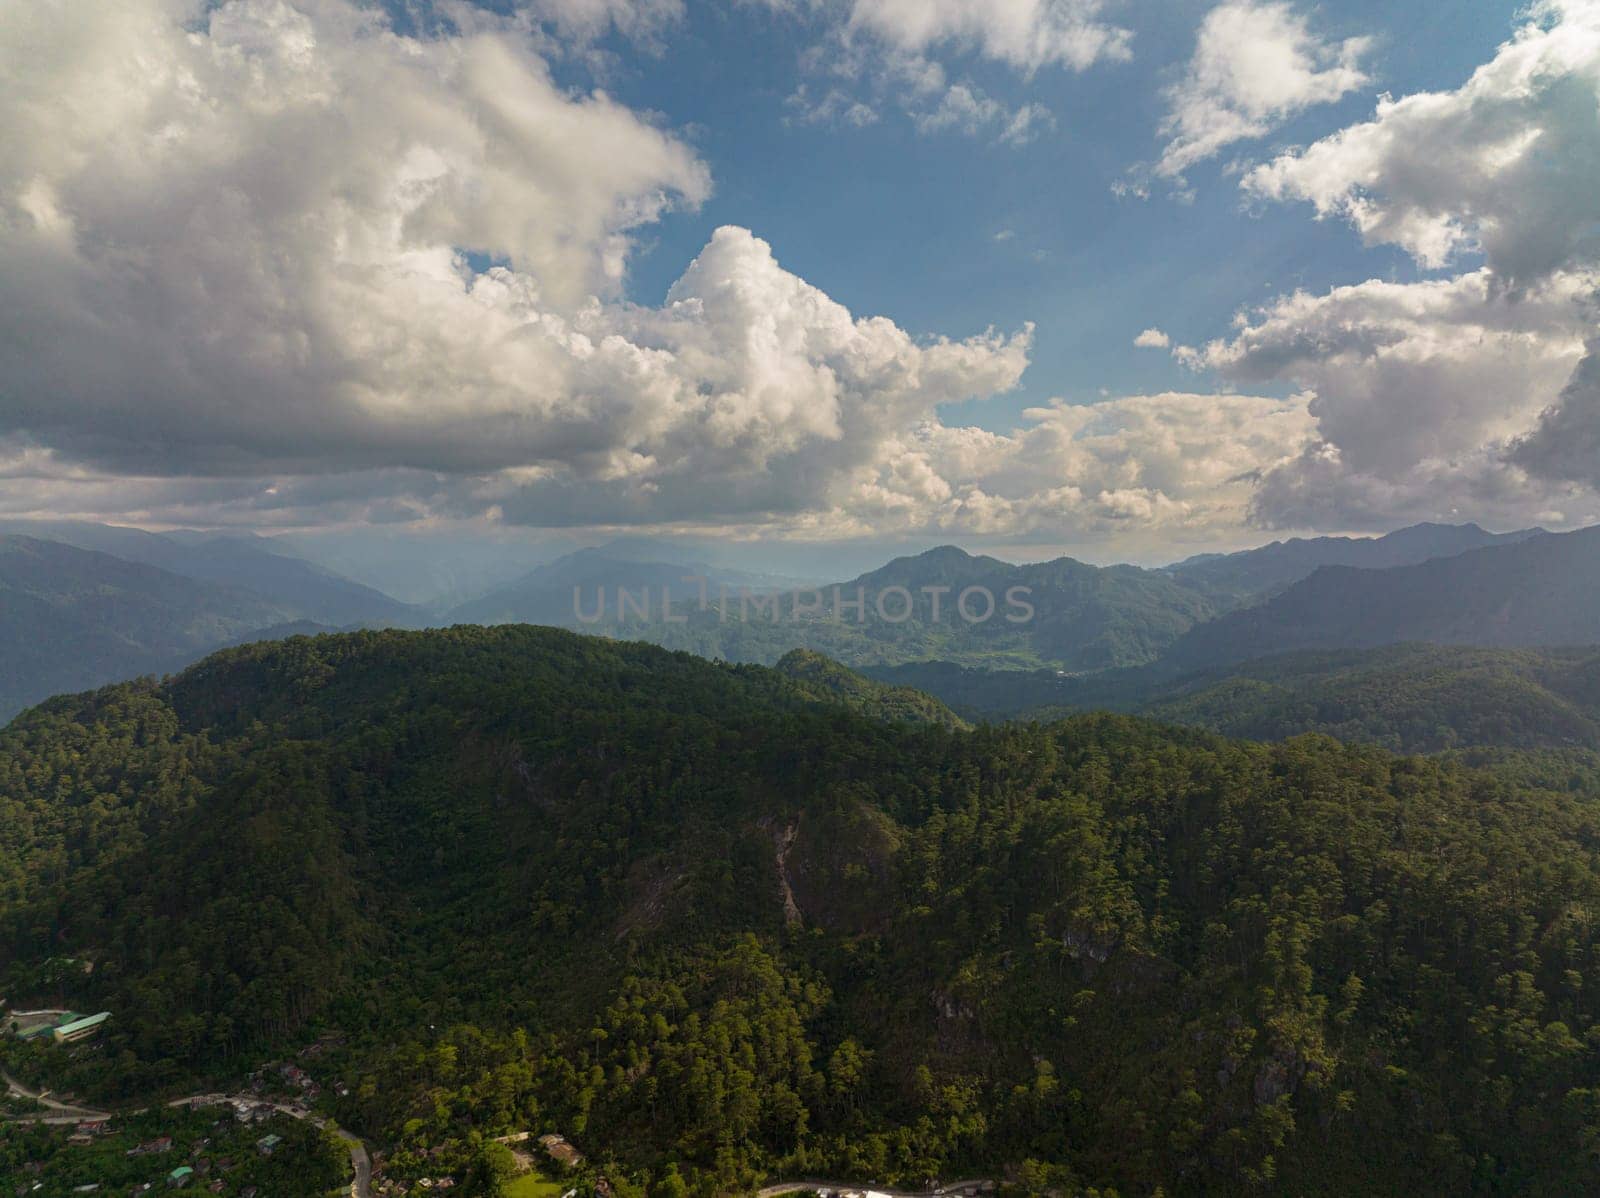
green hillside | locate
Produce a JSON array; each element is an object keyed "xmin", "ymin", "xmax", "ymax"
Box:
[{"xmin": 1, "ymin": 628, "xmax": 1598, "ymax": 1195}]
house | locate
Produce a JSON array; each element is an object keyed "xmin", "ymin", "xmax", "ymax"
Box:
[
  {"xmin": 52, "ymin": 1012, "xmax": 111, "ymax": 1043},
  {"xmin": 255, "ymin": 1134, "xmax": 282, "ymax": 1156},
  {"xmin": 74, "ymin": 1120, "xmax": 108, "ymax": 1136},
  {"xmin": 536, "ymin": 1134, "xmax": 583, "ymax": 1168},
  {"xmin": 166, "ymin": 1167, "xmax": 194, "ymax": 1189}
]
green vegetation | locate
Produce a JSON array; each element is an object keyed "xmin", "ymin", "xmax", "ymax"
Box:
[
  {"xmin": 505, "ymin": 546, "xmax": 1227, "ymax": 674},
  {"xmin": 0, "ymin": 627, "xmax": 1598, "ymax": 1195},
  {"xmin": 873, "ymin": 644, "xmax": 1600, "ymax": 755},
  {"xmin": 505, "ymin": 1171, "xmax": 566, "ymax": 1198},
  {"xmin": 0, "ymin": 1103, "xmax": 347, "ymax": 1196},
  {"xmin": 774, "ymin": 649, "xmax": 969, "ymax": 729}
]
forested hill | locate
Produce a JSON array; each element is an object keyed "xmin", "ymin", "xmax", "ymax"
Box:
[
  {"xmin": 773, "ymin": 648, "xmax": 969, "ymax": 729},
  {"xmin": 3, "ymin": 627, "xmax": 1600, "ymax": 1195},
  {"xmin": 589, "ymin": 545, "xmax": 1224, "ymax": 672},
  {"xmin": 867, "ymin": 644, "xmax": 1600, "ymax": 755}
]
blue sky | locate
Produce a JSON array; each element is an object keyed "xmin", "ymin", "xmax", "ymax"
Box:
[
  {"xmin": 2, "ymin": 0, "xmax": 1597, "ymax": 564},
  {"xmin": 582, "ymin": 1, "xmax": 1514, "ymax": 424}
]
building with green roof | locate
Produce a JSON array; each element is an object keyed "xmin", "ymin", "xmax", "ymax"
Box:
[{"xmin": 51, "ymin": 1010, "xmax": 110, "ymax": 1041}]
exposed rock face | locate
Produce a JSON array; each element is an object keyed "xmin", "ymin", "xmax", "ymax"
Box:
[{"xmin": 774, "ymin": 817, "xmax": 803, "ymax": 928}]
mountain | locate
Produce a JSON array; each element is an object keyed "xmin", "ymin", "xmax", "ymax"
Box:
[
  {"xmin": 445, "ymin": 547, "xmax": 794, "ymax": 626},
  {"xmin": 1140, "ymin": 644, "xmax": 1600, "ymax": 753},
  {"xmin": 584, "ymin": 545, "xmax": 1224, "ymax": 673},
  {"xmin": 2, "ymin": 627, "xmax": 1597, "ymax": 1195},
  {"xmin": 144, "ymin": 532, "xmax": 419, "ymax": 627},
  {"xmin": 871, "ymin": 643, "xmax": 1600, "ymax": 755},
  {"xmin": 772, "ymin": 648, "xmax": 968, "ymax": 729},
  {"xmin": 0, "ymin": 520, "xmax": 417, "ymax": 627},
  {"xmin": 1165, "ymin": 521, "xmax": 1545, "ymax": 602},
  {"xmin": 1167, "ymin": 524, "xmax": 1600, "ymax": 670},
  {"xmin": 0, "ymin": 535, "xmax": 297, "ymax": 722}
]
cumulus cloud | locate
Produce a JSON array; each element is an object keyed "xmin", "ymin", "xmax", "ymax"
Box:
[
  {"xmin": 1511, "ymin": 333, "xmax": 1600, "ymax": 486},
  {"xmin": 1242, "ymin": 0, "xmax": 1600, "ymax": 285},
  {"xmin": 1133, "ymin": 328, "xmax": 1170, "ymax": 348},
  {"xmin": 1180, "ymin": 272, "xmax": 1596, "ymax": 526},
  {"xmin": 1164, "ymin": 0, "xmax": 1600, "ymax": 531},
  {"xmin": 844, "ymin": 0, "xmax": 1132, "ymax": 74},
  {"xmin": 0, "ymin": 1, "xmax": 1070, "ymax": 535},
  {"xmin": 0, "ymin": 0, "xmax": 1359, "ymax": 546},
  {"xmin": 846, "ymin": 392, "xmax": 1317, "ymax": 536},
  {"xmin": 767, "ymin": 0, "xmax": 1125, "ymax": 143},
  {"xmin": 1156, "ymin": 1, "xmax": 1371, "ymax": 181}
]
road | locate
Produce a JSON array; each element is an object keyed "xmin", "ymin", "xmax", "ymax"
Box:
[
  {"xmin": 347, "ymin": 1136, "xmax": 373, "ymax": 1198},
  {"xmin": 758, "ymin": 1180, "xmax": 995, "ymax": 1197},
  {"xmin": 2, "ymin": 1068, "xmax": 111, "ymax": 1122},
  {"xmin": 4, "ymin": 1075, "xmax": 372, "ymax": 1197},
  {"xmin": 167, "ymin": 1093, "xmax": 373, "ymax": 1198}
]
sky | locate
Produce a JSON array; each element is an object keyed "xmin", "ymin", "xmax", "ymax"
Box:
[{"xmin": 1, "ymin": 0, "xmax": 1598, "ymax": 567}]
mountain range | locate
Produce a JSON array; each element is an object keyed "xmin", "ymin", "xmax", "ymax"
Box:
[
  {"xmin": 2, "ymin": 626, "xmax": 1596, "ymax": 1194},
  {"xmin": 1165, "ymin": 523, "xmax": 1600, "ymax": 669},
  {"xmin": 5, "ymin": 516, "xmax": 1600, "ymax": 731}
]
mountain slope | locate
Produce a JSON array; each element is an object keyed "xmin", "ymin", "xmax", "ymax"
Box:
[
  {"xmin": 1167, "ymin": 524, "xmax": 1600, "ymax": 669},
  {"xmin": 1165, "ymin": 521, "xmax": 1545, "ymax": 602},
  {"xmin": 586, "ymin": 545, "xmax": 1223, "ymax": 672},
  {"xmin": 1140, "ymin": 644, "xmax": 1600, "ymax": 752},
  {"xmin": 773, "ymin": 648, "xmax": 969, "ymax": 729},
  {"xmin": 446, "ymin": 548, "xmax": 789, "ymax": 626},
  {"xmin": 1, "ymin": 627, "xmax": 1598, "ymax": 1195},
  {"xmin": 0, "ymin": 521, "xmax": 416, "ymax": 627},
  {"xmin": 870, "ymin": 644, "xmax": 1600, "ymax": 754},
  {"xmin": 0, "ymin": 536, "xmax": 298, "ymax": 722}
]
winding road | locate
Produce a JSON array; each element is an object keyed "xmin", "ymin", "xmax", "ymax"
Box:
[
  {"xmin": 4, "ymin": 1072, "xmax": 372, "ymax": 1197},
  {"xmin": 2, "ymin": 1068, "xmax": 111, "ymax": 1123},
  {"xmin": 758, "ymin": 1180, "xmax": 995, "ymax": 1197}
]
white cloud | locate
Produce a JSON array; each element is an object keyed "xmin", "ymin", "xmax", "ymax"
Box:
[
  {"xmin": 0, "ymin": 0, "xmax": 1379, "ymax": 548},
  {"xmin": 0, "ymin": 1, "xmax": 1038, "ymax": 523},
  {"xmin": 1155, "ymin": 1, "xmax": 1371, "ymax": 181},
  {"xmin": 765, "ymin": 0, "xmax": 1119, "ymax": 144},
  {"xmin": 844, "ymin": 0, "xmax": 1132, "ymax": 74},
  {"xmin": 912, "ymin": 84, "xmax": 1055, "ymax": 145},
  {"xmin": 785, "ymin": 85, "xmax": 881, "ymax": 128},
  {"xmin": 847, "ymin": 392, "xmax": 1317, "ymax": 536},
  {"xmin": 1242, "ymin": 0, "xmax": 1600, "ymax": 284},
  {"xmin": 1157, "ymin": 0, "xmax": 1600, "ymax": 531},
  {"xmin": 513, "ymin": 0, "xmax": 686, "ymax": 44},
  {"xmin": 1134, "ymin": 328, "xmax": 1170, "ymax": 348},
  {"xmin": 1178, "ymin": 271, "xmax": 1596, "ymax": 527}
]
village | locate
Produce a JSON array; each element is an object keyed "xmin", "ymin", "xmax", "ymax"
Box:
[
  {"xmin": 1, "ymin": 1008, "xmax": 576, "ymax": 1198},
  {"xmin": 5, "ymin": 1006, "xmax": 997, "ymax": 1198}
]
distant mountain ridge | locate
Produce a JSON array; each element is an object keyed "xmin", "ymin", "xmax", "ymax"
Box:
[
  {"xmin": 1165, "ymin": 521, "xmax": 1545, "ymax": 601},
  {"xmin": 0, "ymin": 519, "xmax": 417, "ymax": 627},
  {"xmin": 1167, "ymin": 524, "xmax": 1600, "ymax": 669},
  {"xmin": 445, "ymin": 547, "xmax": 796, "ymax": 626},
  {"xmin": 0, "ymin": 535, "xmax": 298, "ymax": 720},
  {"xmin": 870, "ymin": 644, "xmax": 1600, "ymax": 755}
]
